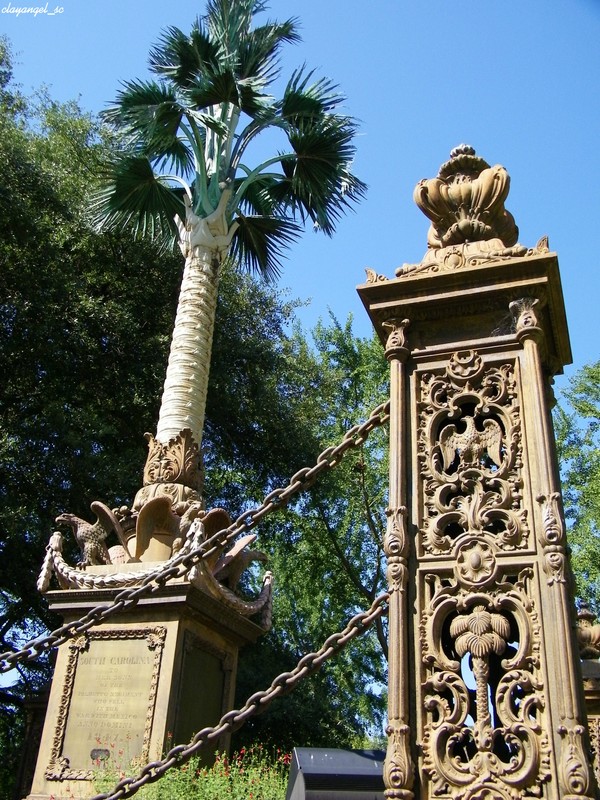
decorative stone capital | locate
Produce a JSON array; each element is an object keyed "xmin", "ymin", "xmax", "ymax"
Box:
[
  {"xmin": 142, "ymin": 428, "xmax": 203, "ymax": 492},
  {"xmin": 383, "ymin": 319, "xmax": 410, "ymax": 362},
  {"xmin": 414, "ymin": 144, "xmax": 518, "ymax": 251},
  {"xmin": 511, "ymin": 297, "xmax": 544, "ymax": 345}
]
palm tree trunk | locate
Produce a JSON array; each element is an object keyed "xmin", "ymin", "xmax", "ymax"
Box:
[
  {"xmin": 155, "ymin": 244, "xmax": 220, "ymax": 447},
  {"xmin": 472, "ymin": 655, "xmax": 493, "ymax": 749}
]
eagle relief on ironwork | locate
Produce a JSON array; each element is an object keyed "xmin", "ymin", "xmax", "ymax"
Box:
[{"xmin": 419, "ymin": 350, "xmax": 528, "ymax": 556}]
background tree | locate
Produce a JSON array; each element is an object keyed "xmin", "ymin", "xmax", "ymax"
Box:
[
  {"xmin": 555, "ymin": 361, "xmax": 600, "ymax": 610},
  {"xmin": 233, "ymin": 317, "xmax": 390, "ymax": 751}
]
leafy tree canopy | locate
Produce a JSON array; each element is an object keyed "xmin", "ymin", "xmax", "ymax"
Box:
[
  {"xmin": 555, "ymin": 361, "xmax": 600, "ymax": 610},
  {"xmin": 234, "ymin": 318, "xmax": 389, "ymax": 751}
]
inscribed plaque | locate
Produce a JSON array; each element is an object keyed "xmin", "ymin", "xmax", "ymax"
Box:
[{"xmin": 46, "ymin": 627, "xmax": 165, "ymax": 780}]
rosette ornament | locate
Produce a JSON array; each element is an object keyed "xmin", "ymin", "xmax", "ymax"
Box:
[{"xmin": 414, "ymin": 145, "xmax": 519, "ymax": 250}]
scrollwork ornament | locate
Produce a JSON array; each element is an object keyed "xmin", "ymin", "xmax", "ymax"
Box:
[
  {"xmin": 510, "ymin": 297, "xmax": 545, "ymax": 346},
  {"xmin": 45, "ymin": 756, "xmax": 70, "ymax": 781},
  {"xmin": 69, "ymin": 634, "xmax": 88, "ymax": 653},
  {"xmin": 386, "ymin": 560, "xmax": 407, "ymax": 593},
  {"xmin": 537, "ymin": 493, "xmax": 567, "ymax": 584},
  {"xmin": 418, "ymin": 355, "xmax": 527, "ymax": 556},
  {"xmin": 365, "ymin": 267, "xmax": 389, "ymax": 284},
  {"xmin": 142, "ymin": 427, "xmax": 203, "ymax": 490},
  {"xmin": 462, "ymin": 783, "xmax": 515, "ymax": 800},
  {"xmin": 384, "ymin": 507, "xmax": 408, "ymax": 559},
  {"xmin": 455, "ymin": 540, "xmax": 497, "ymax": 588},
  {"xmin": 146, "ymin": 627, "xmax": 167, "ymax": 651},
  {"xmin": 420, "ymin": 569, "xmax": 548, "ymax": 799},
  {"xmin": 414, "ymin": 146, "xmax": 518, "ymax": 251},
  {"xmin": 447, "ymin": 350, "xmax": 484, "ymax": 385},
  {"xmin": 544, "ymin": 547, "xmax": 566, "ymax": 584},
  {"xmin": 510, "ymin": 297, "xmax": 540, "ymax": 332},
  {"xmin": 587, "ymin": 717, "xmax": 600, "ymax": 789},
  {"xmin": 538, "ymin": 492, "xmax": 565, "ymax": 546}
]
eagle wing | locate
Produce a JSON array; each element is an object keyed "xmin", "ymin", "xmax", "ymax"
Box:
[
  {"xmin": 481, "ymin": 419, "xmax": 503, "ymax": 467},
  {"xmin": 439, "ymin": 424, "xmax": 461, "ymax": 471},
  {"xmin": 90, "ymin": 501, "xmax": 127, "ymax": 548}
]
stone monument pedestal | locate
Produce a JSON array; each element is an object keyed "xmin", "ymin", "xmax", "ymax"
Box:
[{"xmin": 27, "ymin": 580, "xmax": 264, "ymax": 800}]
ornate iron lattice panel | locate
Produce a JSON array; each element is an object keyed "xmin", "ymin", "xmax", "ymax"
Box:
[{"xmin": 414, "ymin": 350, "xmax": 551, "ymax": 800}]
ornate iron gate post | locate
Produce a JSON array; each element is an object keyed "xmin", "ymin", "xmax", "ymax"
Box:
[{"xmin": 359, "ymin": 146, "xmax": 596, "ymax": 800}]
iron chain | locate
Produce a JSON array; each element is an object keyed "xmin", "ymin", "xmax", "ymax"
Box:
[{"xmin": 1, "ymin": 401, "xmax": 390, "ymax": 673}]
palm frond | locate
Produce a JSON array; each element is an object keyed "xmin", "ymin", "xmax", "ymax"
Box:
[
  {"xmin": 205, "ymin": 0, "xmax": 262, "ymax": 63},
  {"xmin": 149, "ymin": 22, "xmax": 220, "ymax": 87},
  {"xmin": 184, "ymin": 71, "xmax": 272, "ymax": 119},
  {"xmin": 234, "ymin": 173, "xmax": 280, "ymax": 216},
  {"xmin": 186, "ymin": 71, "xmax": 240, "ymax": 108},
  {"xmin": 102, "ymin": 79, "xmax": 195, "ymax": 174},
  {"xmin": 89, "ymin": 155, "xmax": 185, "ymax": 241},
  {"xmin": 150, "ymin": 139, "xmax": 196, "ymax": 181},
  {"xmin": 103, "ymin": 79, "xmax": 180, "ymax": 127},
  {"xmin": 281, "ymin": 67, "xmax": 345, "ymax": 121},
  {"xmin": 237, "ymin": 19, "xmax": 300, "ymax": 86},
  {"xmin": 230, "ymin": 214, "xmax": 300, "ymax": 280},
  {"xmin": 282, "ymin": 116, "xmax": 367, "ymax": 235}
]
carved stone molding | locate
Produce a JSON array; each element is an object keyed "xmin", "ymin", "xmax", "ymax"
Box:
[
  {"xmin": 587, "ymin": 717, "xmax": 600, "ymax": 789},
  {"xmin": 396, "ymin": 236, "xmax": 550, "ymax": 278},
  {"xmin": 537, "ymin": 492, "xmax": 567, "ymax": 585},
  {"xmin": 365, "ymin": 267, "xmax": 389, "ymax": 284},
  {"xmin": 384, "ymin": 721, "xmax": 414, "ymax": 799},
  {"xmin": 455, "ymin": 540, "xmax": 498, "ymax": 589},
  {"xmin": 372, "ymin": 286, "xmax": 550, "ymax": 331},
  {"xmin": 384, "ymin": 506, "xmax": 409, "ymax": 562},
  {"xmin": 383, "ymin": 319, "xmax": 411, "ymax": 363},
  {"xmin": 142, "ymin": 427, "xmax": 203, "ymax": 491},
  {"xmin": 45, "ymin": 627, "xmax": 166, "ymax": 781},
  {"xmin": 362, "ymin": 147, "xmax": 592, "ymax": 800},
  {"xmin": 389, "ymin": 144, "xmax": 554, "ymax": 278},
  {"xmin": 558, "ymin": 723, "xmax": 592, "ymax": 798},
  {"xmin": 510, "ymin": 297, "xmax": 546, "ymax": 349}
]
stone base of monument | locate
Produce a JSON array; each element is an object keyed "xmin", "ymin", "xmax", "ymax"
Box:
[{"xmin": 27, "ymin": 579, "xmax": 264, "ymax": 800}]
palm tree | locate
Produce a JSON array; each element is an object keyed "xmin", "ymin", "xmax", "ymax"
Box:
[
  {"xmin": 91, "ymin": 0, "xmax": 365, "ymax": 496},
  {"xmin": 450, "ymin": 605, "xmax": 510, "ymax": 748}
]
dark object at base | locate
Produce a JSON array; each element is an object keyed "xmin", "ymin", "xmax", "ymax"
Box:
[{"xmin": 286, "ymin": 748, "xmax": 385, "ymax": 800}]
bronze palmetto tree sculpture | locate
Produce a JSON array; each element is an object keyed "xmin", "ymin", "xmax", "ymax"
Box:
[{"xmin": 91, "ymin": 0, "xmax": 365, "ymax": 516}]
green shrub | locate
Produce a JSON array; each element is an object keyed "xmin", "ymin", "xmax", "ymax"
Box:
[{"xmin": 94, "ymin": 744, "xmax": 291, "ymax": 800}]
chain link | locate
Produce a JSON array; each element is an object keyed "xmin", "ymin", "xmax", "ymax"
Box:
[
  {"xmin": 92, "ymin": 592, "xmax": 389, "ymax": 800},
  {"xmin": 1, "ymin": 401, "xmax": 390, "ymax": 673}
]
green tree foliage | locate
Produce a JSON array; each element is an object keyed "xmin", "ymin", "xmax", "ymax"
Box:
[
  {"xmin": 555, "ymin": 361, "xmax": 600, "ymax": 609},
  {"xmin": 234, "ymin": 318, "xmax": 389, "ymax": 750}
]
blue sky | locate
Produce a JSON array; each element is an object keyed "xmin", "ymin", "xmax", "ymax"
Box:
[{"xmin": 2, "ymin": 0, "xmax": 600, "ymax": 393}]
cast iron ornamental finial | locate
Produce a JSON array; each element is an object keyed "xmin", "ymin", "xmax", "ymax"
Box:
[{"xmin": 414, "ymin": 144, "xmax": 519, "ymax": 250}]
